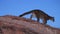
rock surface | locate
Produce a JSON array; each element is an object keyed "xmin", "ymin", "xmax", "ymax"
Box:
[{"xmin": 0, "ymin": 15, "xmax": 60, "ymax": 34}]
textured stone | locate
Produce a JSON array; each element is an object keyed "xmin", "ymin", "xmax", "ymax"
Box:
[{"xmin": 0, "ymin": 15, "xmax": 60, "ymax": 34}]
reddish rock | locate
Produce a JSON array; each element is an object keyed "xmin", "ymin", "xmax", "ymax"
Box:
[{"xmin": 0, "ymin": 15, "xmax": 60, "ymax": 34}]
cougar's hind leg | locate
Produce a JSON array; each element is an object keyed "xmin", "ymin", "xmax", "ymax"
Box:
[
  {"xmin": 37, "ymin": 17, "xmax": 40, "ymax": 22},
  {"xmin": 30, "ymin": 14, "xmax": 33, "ymax": 19}
]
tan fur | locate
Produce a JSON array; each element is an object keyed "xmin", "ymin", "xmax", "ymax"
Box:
[{"xmin": 19, "ymin": 9, "xmax": 54, "ymax": 24}]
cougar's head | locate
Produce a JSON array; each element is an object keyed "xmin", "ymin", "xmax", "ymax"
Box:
[{"xmin": 50, "ymin": 17, "xmax": 55, "ymax": 22}]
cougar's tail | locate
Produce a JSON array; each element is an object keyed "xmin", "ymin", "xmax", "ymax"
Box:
[{"xmin": 19, "ymin": 11, "xmax": 33, "ymax": 17}]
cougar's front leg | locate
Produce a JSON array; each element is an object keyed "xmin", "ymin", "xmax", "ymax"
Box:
[{"xmin": 43, "ymin": 19, "xmax": 47, "ymax": 24}]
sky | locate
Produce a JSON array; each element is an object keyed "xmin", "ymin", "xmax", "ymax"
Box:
[{"xmin": 0, "ymin": 0, "xmax": 60, "ymax": 28}]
